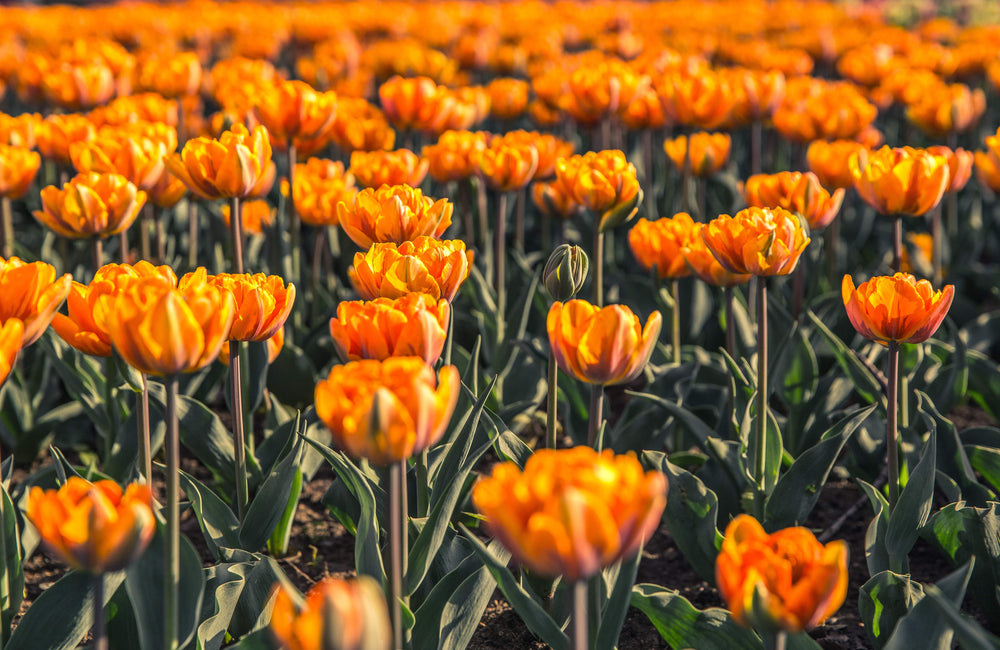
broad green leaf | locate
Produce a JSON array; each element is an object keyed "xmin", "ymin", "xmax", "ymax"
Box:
[
  {"xmin": 806, "ymin": 310, "xmax": 881, "ymax": 403},
  {"xmin": 595, "ymin": 550, "xmax": 642, "ymax": 650},
  {"xmin": 885, "ymin": 428, "xmax": 936, "ymax": 567},
  {"xmin": 630, "ymin": 583, "xmax": 760, "ymax": 649},
  {"xmin": 859, "ymin": 571, "xmax": 924, "ymax": 649},
  {"xmin": 858, "ymin": 479, "xmax": 890, "ymax": 576},
  {"xmin": 177, "ymin": 466, "xmax": 240, "ymax": 558},
  {"xmin": 240, "ymin": 439, "xmax": 303, "ymax": 551},
  {"xmin": 883, "ymin": 560, "xmax": 974, "ymax": 650},
  {"xmin": 0, "ymin": 483, "xmax": 23, "ymax": 640}
]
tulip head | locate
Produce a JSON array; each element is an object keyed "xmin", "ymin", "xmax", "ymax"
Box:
[
  {"xmin": 681, "ymin": 224, "xmax": 752, "ymax": 288},
  {"xmin": 293, "ymin": 158, "xmax": 357, "ymax": 228},
  {"xmin": 806, "ymin": 140, "xmax": 867, "ymax": 191},
  {"xmin": 702, "ymin": 207, "xmax": 810, "ymax": 276},
  {"xmin": 547, "ymin": 300, "xmax": 661, "ymax": 386},
  {"xmin": 0, "ymin": 319, "xmax": 23, "ymax": 386},
  {"xmin": 555, "ymin": 150, "xmax": 642, "ymax": 231},
  {"xmin": 849, "ymin": 146, "xmax": 950, "ymax": 217},
  {"xmin": 254, "ymin": 79, "xmax": 338, "ymax": 143},
  {"xmin": 164, "ymin": 124, "xmax": 273, "ymax": 200},
  {"xmin": 35, "ymin": 172, "xmax": 146, "ymax": 239},
  {"xmin": 477, "ymin": 139, "xmax": 538, "ymax": 192},
  {"xmin": 0, "ymin": 256, "xmax": 72, "ymax": 346},
  {"xmin": 628, "ymin": 213, "xmax": 699, "ymax": 279},
  {"xmin": 350, "ymin": 237, "xmax": 472, "ymax": 302},
  {"xmin": 270, "ymin": 576, "xmax": 391, "ymax": 650},
  {"xmin": 743, "ymin": 172, "xmax": 844, "ymax": 231},
  {"xmin": 0, "ymin": 144, "xmax": 41, "ymax": 200},
  {"xmin": 337, "ymin": 185, "xmax": 452, "ymax": 249},
  {"xmin": 348, "ymin": 149, "xmax": 428, "ymax": 189},
  {"xmin": 26, "ymin": 477, "xmax": 155, "ymax": 574},
  {"xmin": 926, "ymin": 146, "xmax": 973, "ymax": 194},
  {"xmin": 663, "ymin": 132, "xmax": 731, "ymax": 177},
  {"xmin": 842, "ymin": 273, "xmax": 953, "ymax": 345},
  {"xmin": 314, "ymin": 356, "xmax": 459, "ymax": 465},
  {"xmin": 422, "ymin": 130, "xmax": 489, "ymax": 183},
  {"xmin": 193, "ymin": 270, "xmax": 295, "ymax": 343},
  {"xmin": 716, "ymin": 515, "xmax": 848, "ymax": 633},
  {"xmin": 472, "ymin": 447, "xmax": 667, "ymax": 582},
  {"xmin": 543, "ymin": 244, "xmax": 590, "ymax": 301},
  {"xmin": 330, "ymin": 293, "xmax": 449, "ymax": 365}
]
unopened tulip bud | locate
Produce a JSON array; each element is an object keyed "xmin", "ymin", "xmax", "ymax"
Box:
[{"xmin": 543, "ymin": 244, "xmax": 590, "ymax": 300}]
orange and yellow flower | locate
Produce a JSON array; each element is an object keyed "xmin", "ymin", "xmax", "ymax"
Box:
[
  {"xmin": 906, "ymin": 83, "xmax": 985, "ymax": 138},
  {"xmin": 348, "ymin": 149, "xmax": 428, "ymax": 189},
  {"xmin": 806, "ymin": 140, "xmax": 868, "ymax": 190},
  {"xmin": 26, "ymin": 477, "xmax": 155, "ymax": 574},
  {"xmin": 477, "ymin": 137, "xmax": 538, "ymax": 192},
  {"xmin": 270, "ymin": 576, "xmax": 391, "ymax": 650},
  {"xmin": 36, "ymin": 114, "xmax": 97, "ymax": 168},
  {"xmin": 0, "ymin": 257, "xmax": 72, "ymax": 347},
  {"xmin": 329, "ymin": 98, "xmax": 396, "ymax": 154},
  {"xmin": 191, "ymin": 270, "xmax": 295, "ymax": 343},
  {"xmin": 70, "ymin": 129, "xmax": 170, "ymax": 191},
  {"xmin": 104, "ymin": 274, "xmax": 235, "ymax": 376},
  {"xmin": 663, "ymin": 132, "xmax": 731, "ymax": 177},
  {"xmin": 350, "ymin": 237, "xmax": 472, "ymax": 302},
  {"xmin": 927, "ymin": 146, "xmax": 973, "ymax": 194},
  {"xmin": 716, "ymin": 515, "xmax": 847, "ymax": 633},
  {"xmin": 53, "ymin": 261, "xmax": 177, "ymax": 358},
  {"xmin": 487, "ymin": 77, "xmax": 530, "ymax": 120},
  {"xmin": 547, "ymin": 299, "xmax": 661, "ymax": 386},
  {"xmin": 292, "ymin": 158, "xmax": 357, "ymax": 228},
  {"xmin": 0, "ymin": 144, "xmax": 41, "ymax": 200},
  {"xmin": 850, "ymin": 146, "xmax": 950, "ymax": 217},
  {"xmin": 472, "ymin": 446, "xmax": 666, "ymax": 582},
  {"xmin": 0, "ymin": 319, "xmax": 23, "ymax": 386},
  {"xmin": 222, "ymin": 199, "xmax": 276, "ymax": 236},
  {"xmin": 337, "ymin": 184, "xmax": 452, "ymax": 249},
  {"xmin": 423, "ymin": 130, "xmax": 489, "ymax": 183},
  {"xmin": 314, "ymin": 356, "xmax": 459, "ymax": 465},
  {"xmin": 842, "ymin": 273, "xmax": 953, "ymax": 345},
  {"xmin": 254, "ymin": 79, "xmax": 338, "ymax": 145},
  {"xmin": 976, "ymin": 129, "xmax": 1000, "ymax": 193},
  {"xmin": 702, "ymin": 207, "xmax": 810, "ymax": 276},
  {"xmin": 682, "ymin": 223, "xmax": 751, "ymax": 288},
  {"xmin": 35, "ymin": 172, "xmax": 145, "ymax": 240},
  {"xmin": 330, "ymin": 293, "xmax": 449, "ymax": 365},
  {"xmin": 743, "ymin": 172, "xmax": 845, "ymax": 230},
  {"xmin": 164, "ymin": 124, "xmax": 273, "ymax": 200},
  {"xmin": 137, "ymin": 51, "xmax": 202, "ymax": 99},
  {"xmin": 628, "ymin": 213, "xmax": 698, "ymax": 279},
  {"xmin": 555, "ymin": 150, "xmax": 642, "ymax": 230}
]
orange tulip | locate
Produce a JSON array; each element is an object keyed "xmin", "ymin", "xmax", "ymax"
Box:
[
  {"xmin": 147, "ymin": 171, "xmax": 188, "ymax": 209},
  {"xmin": 702, "ymin": 207, "xmax": 810, "ymax": 276},
  {"xmin": 42, "ymin": 60, "xmax": 116, "ymax": 111},
  {"xmin": 731, "ymin": 68, "xmax": 786, "ymax": 123},
  {"xmin": 554, "ymin": 150, "xmax": 642, "ymax": 230},
  {"xmin": 716, "ymin": 515, "xmax": 847, "ymax": 633},
  {"xmin": 137, "ymin": 51, "xmax": 202, "ymax": 99},
  {"xmin": 70, "ymin": 130, "xmax": 170, "ymax": 191},
  {"xmin": 90, "ymin": 94, "xmax": 178, "ymax": 131},
  {"xmin": 36, "ymin": 114, "xmax": 97, "ymax": 168},
  {"xmin": 628, "ymin": 213, "xmax": 698, "ymax": 279},
  {"xmin": 906, "ymin": 83, "xmax": 985, "ymax": 138},
  {"xmin": 330, "ymin": 293, "xmax": 449, "ymax": 364},
  {"xmin": 222, "ymin": 199, "xmax": 275, "ymax": 236},
  {"xmin": 0, "ymin": 113, "xmax": 39, "ymax": 150},
  {"xmin": 0, "ymin": 256, "xmax": 72, "ymax": 347},
  {"xmin": 621, "ymin": 84, "xmax": 667, "ymax": 131},
  {"xmin": 850, "ymin": 146, "xmax": 949, "ymax": 217},
  {"xmin": 682, "ymin": 223, "xmax": 751, "ymax": 288},
  {"xmin": 348, "ymin": 149, "xmax": 428, "ymax": 189},
  {"xmin": 547, "ymin": 299, "xmax": 661, "ymax": 386},
  {"xmin": 164, "ymin": 124, "xmax": 273, "ymax": 200},
  {"xmin": 314, "ymin": 356, "xmax": 459, "ymax": 465},
  {"xmin": 806, "ymin": 140, "xmax": 868, "ymax": 190},
  {"xmin": 35, "ymin": 172, "xmax": 145, "ymax": 240},
  {"xmin": 270, "ymin": 576, "xmax": 391, "ymax": 650},
  {"xmin": 842, "ymin": 273, "xmax": 953, "ymax": 345},
  {"xmin": 220, "ymin": 327, "xmax": 283, "ymax": 367},
  {"xmin": 565, "ymin": 58, "xmax": 647, "ymax": 126},
  {"xmin": 0, "ymin": 319, "xmax": 23, "ymax": 386},
  {"xmin": 472, "ymin": 446, "xmax": 666, "ymax": 582},
  {"xmin": 293, "ymin": 158, "xmax": 357, "ymax": 228},
  {"xmin": 773, "ymin": 80, "xmax": 876, "ymax": 143},
  {"xmin": 329, "ymin": 97, "xmax": 396, "ymax": 155},
  {"xmin": 379, "ymin": 76, "xmax": 456, "ymax": 134},
  {"xmin": 104, "ymin": 274, "xmax": 235, "ymax": 376},
  {"xmin": 900, "ymin": 233, "xmax": 934, "ymax": 276},
  {"xmin": 53, "ymin": 261, "xmax": 177, "ymax": 358},
  {"xmin": 422, "ymin": 130, "xmax": 489, "ymax": 183},
  {"xmin": 26, "ymin": 477, "xmax": 155, "ymax": 574},
  {"xmin": 655, "ymin": 69, "xmax": 731, "ymax": 130},
  {"xmin": 500, "ymin": 130, "xmax": 573, "ymax": 180},
  {"xmin": 0, "ymin": 145, "xmax": 41, "ymax": 200},
  {"xmin": 254, "ymin": 79, "xmax": 338, "ymax": 144},
  {"xmin": 663, "ymin": 132, "xmax": 731, "ymax": 177},
  {"xmin": 187, "ymin": 270, "xmax": 295, "ymax": 343},
  {"xmin": 488, "ymin": 77, "xmax": 530, "ymax": 120},
  {"xmin": 743, "ymin": 172, "xmax": 845, "ymax": 231},
  {"xmin": 350, "ymin": 237, "xmax": 472, "ymax": 302},
  {"xmin": 477, "ymin": 138, "xmax": 538, "ymax": 192},
  {"xmin": 532, "ymin": 176, "xmax": 582, "ymax": 220},
  {"xmin": 337, "ymin": 184, "xmax": 452, "ymax": 249},
  {"xmin": 926, "ymin": 146, "xmax": 973, "ymax": 194}
]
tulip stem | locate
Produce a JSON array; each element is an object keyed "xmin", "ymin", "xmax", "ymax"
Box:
[
  {"xmin": 92, "ymin": 575, "xmax": 107, "ymax": 650},
  {"xmin": 825, "ymin": 220, "xmax": 840, "ymax": 289},
  {"xmin": 588, "ymin": 384, "xmax": 604, "ymax": 450},
  {"xmin": 514, "ymin": 188, "xmax": 526, "ymax": 252},
  {"xmin": 946, "ymin": 188, "xmax": 958, "ymax": 239},
  {"xmin": 593, "ymin": 227, "xmax": 604, "ymax": 308},
  {"xmin": 311, "ymin": 226, "xmax": 327, "ymax": 295},
  {"xmin": 791, "ymin": 264, "xmax": 805, "ymax": 322},
  {"xmin": 763, "ymin": 630, "xmax": 787, "ymax": 650},
  {"xmin": 230, "ymin": 196, "xmax": 244, "ymax": 274},
  {"xmin": 288, "ymin": 145, "xmax": 303, "ymax": 334},
  {"xmin": 495, "ymin": 191, "xmax": 508, "ymax": 340},
  {"xmin": 154, "ymin": 206, "xmax": 166, "ymax": 264},
  {"xmin": 751, "ymin": 120, "xmax": 762, "ymax": 176},
  {"xmin": 680, "ymin": 134, "xmax": 692, "ymax": 214},
  {"xmin": 696, "ymin": 177, "xmax": 707, "ymax": 222},
  {"xmin": 92, "ymin": 237, "xmax": 103, "ymax": 278},
  {"xmin": 230, "ymin": 341, "xmax": 248, "ymax": 520},
  {"xmin": 0, "ymin": 197, "xmax": 12, "ymax": 259},
  {"xmin": 416, "ymin": 452, "xmax": 428, "ymax": 518},
  {"xmin": 165, "ymin": 375, "xmax": 180, "ymax": 650},
  {"xmin": 476, "ymin": 178, "xmax": 490, "ymax": 268},
  {"xmin": 754, "ymin": 277, "xmax": 768, "ymax": 518},
  {"xmin": 891, "ymin": 215, "xmax": 902, "ymax": 273},
  {"xmin": 642, "ymin": 130, "xmax": 656, "ymax": 220},
  {"xmin": 104, "ymin": 357, "xmax": 117, "ymax": 463},
  {"xmin": 140, "ymin": 204, "xmax": 152, "ymax": 261},
  {"xmin": 547, "ymin": 353, "xmax": 558, "ymax": 450},
  {"xmin": 931, "ymin": 204, "xmax": 944, "ymax": 286},
  {"xmin": 118, "ymin": 231, "xmax": 129, "ymax": 264},
  {"xmin": 187, "ymin": 201, "xmax": 199, "ymax": 270},
  {"xmin": 887, "ymin": 341, "xmax": 900, "ymax": 512},
  {"xmin": 671, "ymin": 279, "xmax": 681, "ymax": 365},
  {"xmin": 724, "ymin": 286, "xmax": 736, "ymax": 358},
  {"xmin": 139, "ymin": 373, "xmax": 152, "ymax": 487},
  {"xmin": 388, "ymin": 461, "xmax": 405, "ymax": 650},
  {"xmin": 444, "ymin": 302, "xmax": 454, "ymax": 367},
  {"xmin": 571, "ymin": 580, "xmax": 588, "ymax": 650}
]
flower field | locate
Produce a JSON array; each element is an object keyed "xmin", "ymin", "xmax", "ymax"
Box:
[{"xmin": 2, "ymin": 0, "xmax": 1000, "ymax": 648}]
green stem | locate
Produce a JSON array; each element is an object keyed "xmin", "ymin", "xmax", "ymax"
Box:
[
  {"xmin": 671, "ymin": 278, "xmax": 681, "ymax": 364},
  {"xmin": 104, "ymin": 357, "xmax": 117, "ymax": 463},
  {"xmin": 825, "ymin": 219, "xmax": 840, "ymax": 289},
  {"xmin": 891, "ymin": 215, "xmax": 902, "ymax": 273},
  {"xmin": 139, "ymin": 373, "xmax": 152, "ymax": 486},
  {"xmin": 763, "ymin": 630, "xmax": 787, "ymax": 650},
  {"xmin": 495, "ymin": 191, "xmax": 508, "ymax": 333},
  {"xmin": 443, "ymin": 303, "xmax": 453, "ymax": 367},
  {"xmin": 547, "ymin": 353, "xmax": 558, "ymax": 450},
  {"xmin": 288, "ymin": 144, "xmax": 303, "ymax": 334},
  {"xmin": 931, "ymin": 203, "xmax": 943, "ymax": 286},
  {"xmin": 1, "ymin": 197, "xmax": 12, "ymax": 259},
  {"xmin": 187, "ymin": 201, "xmax": 199, "ymax": 270},
  {"xmin": 887, "ymin": 341, "xmax": 900, "ymax": 511},
  {"xmin": 140, "ymin": 203, "xmax": 152, "ymax": 261},
  {"xmin": 230, "ymin": 341, "xmax": 248, "ymax": 520},
  {"xmin": 754, "ymin": 277, "xmax": 768, "ymax": 518},
  {"xmin": 92, "ymin": 575, "xmax": 107, "ymax": 650},
  {"xmin": 154, "ymin": 206, "xmax": 166, "ymax": 264},
  {"xmin": 92, "ymin": 237, "xmax": 103, "ymax": 280},
  {"xmin": 751, "ymin": 120, "xmax": 762, "ymax": 176},
  {"xmin": 514, "ymin": 188, "xmax": 526, "ymax": 252},
  {"xmin": 415, "ymin": 451, "xmax": 428, "ymax": 518},
  {"xmin": 388, "ymin": 461, "xmax": 405, "ymax": 650},
  {"xmin": 680, "ymin": 134, "xmax": 692, "ymax": 214},
  {"xmin": 724, "ymin": 286, "xmax": 736, "ymax": 358},
  {"xmin": 571, "ymin": 580, "xmax": 587, "ymax": 650},
  {"xmin": 588, "ymin": 384, "xmax": 604, "ymax": 450},
  {"xmin": 164, "ymin": 375, "xmax": 180, "ymax": 650},
  {"xmin": 791, "ymin": 263, "xmax": 805, "ymax": 322},
  {"xmin": 311, "ymin": 225, "xmax": 327, "ymax": 296},
  {"xmin": 118, "ymin": 230, "xmax": 129, "ymax": 264},
  {"xmin": 230, "ymin": 196, "xmax": 244, "ymax": 274},
  {"xmin": 696, "ymin": 177, "xmax": 707, "ymax": 221},
  {"xmin": 476, "ymin": 178, "xmax": 490, "ymax": 269},
  {"xmin": 593, "ymin": 227, "xmax": 604, "ymax": 308}
]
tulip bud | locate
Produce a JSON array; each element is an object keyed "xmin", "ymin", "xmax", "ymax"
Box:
[{"xmin": 543, "ymin": 244, "xmax": 590, "ymax": 300}]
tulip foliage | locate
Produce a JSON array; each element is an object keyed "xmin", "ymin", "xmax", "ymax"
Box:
[{"xmin": 1, "ymin": 2, "xmax": 1000, "ymax": 650}]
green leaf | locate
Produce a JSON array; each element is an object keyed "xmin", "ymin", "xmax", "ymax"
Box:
[
  {"xmin": 774, "ymin": 324, "xmax": 818, "ymax": 405},
  {"xmin": 966, "ymin": 445, "xmax": 1000, "ymax": 493},
  {"xmin": 643, "ymin": 451, "xmax": 721, "ymax": 583},
  {"xmin": 223, "ymin": 627, "xmax": 275, "ymax": 649},
  {"xmin": 595, "ymin": 550, "xmax": 642, "ymax": 650},
  {"xmin": 858, "ymin": 479, "xmax": 890, "ymax": 576},
  {"xmin": 885, "ymin": 428, "xmax": 936, "ymax": 567},
  {"xmin": 6, "ymin": 570, "xmax": 126, "ymax": 650},
  {"xmin": 240, "ymin": 439, "xmax": 303, "ymax": 551},
  {"xmin": 198, "ymin": 561, "xmax": 251, "ymax": 650},
  {"xmin": 858, "ymin": 571, "xmax": 924, "ymax": 649},
  {"xmin": 765, "ymin": 405, "xmax": 873, "ymax": 529},
  {"xmin": 627, "ymin": 391, "xmax": 716, "ymax": 446},
  {"xmin": 460, "ymin": 525, "xmax": 568, "ymax": 650},
  {"xmin": 806, "ymin": 310, "xmax": 882, "ymax": 403},
  {"xmin": 267, "ymin": 467, "xmax": 304, "ymax": 557},
  {"xmin": 0, "ymin": 483, "xmax": 23, "ymax": 638},
  {"xmin": 177, "ymin": 465, "xmax": 241, "ymax": 559},
  {"xmin": 915, "ymin": 391, "xmax": 992, "ymax": 505},
  {"xmin": 923, "ymin": 583, "xmax": 1000, "ymax": 650},
  {"xmin": 630, "ymin": 583, "xmax": 760, "ymax": 649},
  {"xmin": 882, "ymin": 560, "xmax": 974, "ymax": 650},
  {"xmin": 265, "ymin": 340, "xmax": 316, "ymax": 409},
  {"xmin": 125, "ymin": 525, "xmax": 205, "ymax": 650}
]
